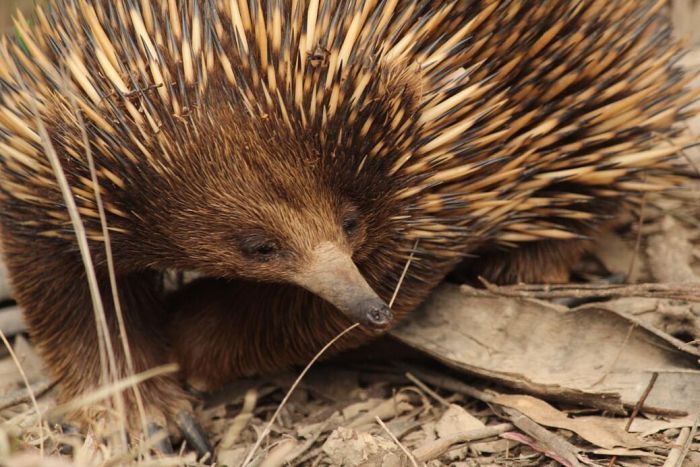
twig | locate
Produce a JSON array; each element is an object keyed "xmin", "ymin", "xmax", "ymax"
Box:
[
  {"xmin": 662, "ymin": 427, "xmax": 691, "ymax": 467},
  {"xmin": 478, "ymin": 281, "xmax": 700, "ymax": 302},
  {"xmin": 502, "ymin": 407, "xmax": 581, "ymax": 467},
  {"xmin": 406, "ymin": 364, "xmax": 629, "ymax": 415},
  {"xmin": 405, "ymin": 372, "xmax": 450, "ymax": 408},
  {"xmin": 665, "ymin": 414, "xmax": 698, "ymax": 467},
  {"xmin": 348, "ymin": 393, "xmax": 411, "ymax": 428},
  {"xmin": 609, "ymin": 372, "xmax": 658, "ymax": 467},
  {"xmin": 241, "ymin": 323, "xmax": 360, "ymax": 467},
  {"xmin": 412, "ymin": 423, "xmax": 513, "ymax": 462},
  {"xmin": 375, "ymin": 416, "xmax": 420, "ymax": 467},
  {"xmin": 403, "ymin": 366, "xmax": 495, "ymax": 404},
  {"xmin": 625, "ymin": 372, "xmax": 658, "ymax": 431},
  {"xmin": 0, "ymin": 327, "xmax": 44, "ymax": 456}
]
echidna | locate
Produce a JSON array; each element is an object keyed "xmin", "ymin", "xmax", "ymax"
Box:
[{"xmin": 0, "ymin": 0, "xmax": 696, "ymax": 450}]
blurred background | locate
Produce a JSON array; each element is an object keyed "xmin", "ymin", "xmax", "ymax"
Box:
[
  {"xmin": 0, "ymin": 0, "xmax": 39, "ymax": 34},
  {"xmin": 0, "ymin": 0, "xmax": 699, "ymax": 43}
]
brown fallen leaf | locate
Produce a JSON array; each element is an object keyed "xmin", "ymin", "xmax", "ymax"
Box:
[
  {"xmin": 494, "ymin": 394, "xmax": 647, "ymax": 449},
  {"xmin": 391, "ymin": 284, "xmax": 700, "ymax": 416},
  {"xmin": 501, "ymin": 428, "xmax": 580, "ymax": 467},
  {"xmin": 435, "ymin": 404, "xmax": 485, "ymax": 438}
]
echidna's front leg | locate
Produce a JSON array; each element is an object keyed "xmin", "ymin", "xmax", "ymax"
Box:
[
  {"xmin": 166, "ymin": 278, "xmax": 366, "ymax": 391},
  {"xmin": 0, "ymin": 235, "xmax": 199, "ymax": 449}
]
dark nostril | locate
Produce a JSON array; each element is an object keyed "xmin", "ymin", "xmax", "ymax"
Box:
[{"xmin": 366, "ymin": 303, "xmax": 393, "ymax": 328}]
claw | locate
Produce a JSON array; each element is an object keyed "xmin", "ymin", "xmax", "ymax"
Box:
[
  {"xmin": 176, "ymin": 410, "xmax": 213, "ymax": 461},
  {"xmin": 57, "ymin": 423, "xmax": 82, "ymax": 456},
  {"xmin": 147, "ymin": 422, "xmax": 174, "ymax": 456}
]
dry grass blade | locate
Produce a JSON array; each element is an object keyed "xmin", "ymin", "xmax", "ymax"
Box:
[
  {"xmin": 375, "ymin": 416, "xmax": 420, "ymax": 467},
  {"xmin": 221, "ymin": 388, "xmax": 258, "ymax": 448},
  {"xmin": 48, "ymin": 364, "xmax": 178, "ymax": 418},
  {"xmin": 69, "ymin": 85, "xmax": 150, "ymax": 439},
  {"xmin": 0, "ymin": 327, "xmax": 44, "ymax": 456},
  {"xmin": 389, "ymin": 240, "xmax": 419, "ymax": 308},
  {"xmin": 240, "ymin": 323, "xmax": 360, "ymax": 467},
  {"xmin": 405, "ymin": 372, "xmax": 450, "ymax": 408},
  {"xmin": 8, "ymin": 54, "xmax": 124, "ymax": 440}
]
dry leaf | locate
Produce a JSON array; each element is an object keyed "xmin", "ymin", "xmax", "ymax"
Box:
[
  {"xmin": 435, "ymin": 404, "xmax": 485, "ymax": 438},
  {"xmin": 217, "ymin": 446, "xmax": 249, "ymax": 467},
  {"xmin": 494, "ymin": 394, "xmax": 647, "ymax": 449},
  {"xmin": 501, "ymin": 432, "xmax": 577, "ymax": 467},
  {"xmin": 391, "ymin": 285, "xmax": 700, "ymax": 415},
  {"xmin": 321, "ymin": 427, "xmax": 400, "ymax": 466}
]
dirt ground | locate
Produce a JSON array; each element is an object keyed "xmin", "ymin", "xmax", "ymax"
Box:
[{"xmin": 1, "ymin": 2, "xmax": 700, "ymax": 467}]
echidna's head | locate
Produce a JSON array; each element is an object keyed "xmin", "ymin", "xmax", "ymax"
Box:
[{"xmin": 145, "ymin": 63, "xmax": 429, "ymax": 330}]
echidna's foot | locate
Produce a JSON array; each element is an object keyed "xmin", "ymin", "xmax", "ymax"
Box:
[
  {"xmin": 176, "ymin": 410, "xmax": 213, "ymax": 461},
  {"xmin": 146, "ymin": 422, "xmax": 174, "ymax": 455},
  {"xmin": 56, "ymin": 423, "xmax": 83, "ymax": 456}
]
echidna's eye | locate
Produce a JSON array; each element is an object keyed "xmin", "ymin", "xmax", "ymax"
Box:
[
  {"xmin": 241, "ymin": 238, "xmax": 280, "ymax": 259},
  {"xmin": 342, "ymin": 216, "xmax": 359, "ymax": 236}
]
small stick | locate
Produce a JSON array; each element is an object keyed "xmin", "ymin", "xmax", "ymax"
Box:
[
  {"xmin": 608, "ymin": 372, "xmax": 658, "ymax": 467},
  {"xmin": 665, "ymin": 413, "xmax": 698, "ymax": 467},
  {"xmin": 662, "ymin": 427, "xmax": 692, "ymax": 467},
  {"xmin": 625, "ymin": 372, "xmax": 658, "ymax": 431},
  {"xmin": 405, "ymin": 372, "xmax": 450, "ymax": 408},
  {"xmin": 404, "ymin": 366, "xmax": 496, "ymax": 404},
  {"xmin": 375, "ymin": 416, "xmax": 420, "ymax": 467},
  {"xmin": 241, "ymin": 323, "xmax": 360, "ymax": 467},
  {"xmin": 503, "ymin": 407, "xmax": 581, "ymax": 467},
  {"xmin": 412, "ymin": 423, "xmax": 513, "ymax": 462},
  {"xmin": 479, "ymin": 280, "xmax": 700, "ymax": 303}
]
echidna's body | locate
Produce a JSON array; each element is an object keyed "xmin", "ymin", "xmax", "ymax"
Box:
[{"xmin": 0, "ymin": 0, "xmax": 696, "ymax": 438}]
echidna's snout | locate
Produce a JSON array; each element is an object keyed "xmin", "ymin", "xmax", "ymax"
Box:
[
  {"xmin": 294, "ymin": 242, "xmax": 393, "ymax": 331},
  {"xmin": 356, "ymin": 298, "xmax": 393, "ymax": 330}
]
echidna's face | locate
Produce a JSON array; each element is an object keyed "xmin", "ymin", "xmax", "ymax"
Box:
[{"xmin": 160, "ymin": 115, "xmax": 398, "ymax": 330}]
